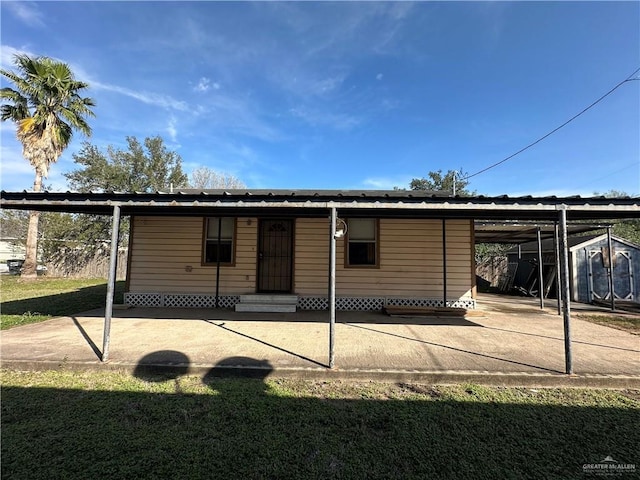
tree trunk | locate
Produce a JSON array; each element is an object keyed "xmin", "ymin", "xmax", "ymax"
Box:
[{"xmin": 21, "ymin": 171, "xmax": 43, "ymax": 279}]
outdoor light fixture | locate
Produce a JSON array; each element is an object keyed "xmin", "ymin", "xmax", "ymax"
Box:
[{"xmin": 334, "ymin": 218, "xmax": 347, "ymax": 239}]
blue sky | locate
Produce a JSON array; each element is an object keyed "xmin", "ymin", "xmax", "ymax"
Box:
[{"xmin": 1, "ymin": 1, "xmax": 639, "ymax": 196}]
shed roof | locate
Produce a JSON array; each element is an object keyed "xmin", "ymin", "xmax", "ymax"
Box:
[{"xmin": 506, "ymin": 234, "xmax": 640, "ymax": 254}]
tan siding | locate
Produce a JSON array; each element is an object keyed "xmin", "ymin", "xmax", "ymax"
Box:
[
  {"xmin": 128, "ymin": 216, "xmax": 257, "ymax": 294},
  {"xmin": 129, "ymin": 216, "xmax": 473, "ymax": 300},
  {"xmin": 295, "ymin": 218, "xmax": 473, "ymax": 299}
]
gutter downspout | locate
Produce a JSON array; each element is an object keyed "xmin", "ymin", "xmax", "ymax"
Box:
[{"xmin": 442, "ymin": 219, "xmax": 447, "ymax": 307}]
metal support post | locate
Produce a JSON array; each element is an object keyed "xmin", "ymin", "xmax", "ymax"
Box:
[
  {"xmin": 554, "ymin": 223, "xmax": 562, "ymax": 315},
  {"xmin": 329, "ymin": 208, "xmax": 337, "ymax": 368},
  {"xmin": 102, "ymin": 204, "xmax": 121, "ymax": 362},
  {"xmin": 536, "ymin": 227, "xmax": 544, "ymax": 309},
  {"xmin": 606, "ymin": 226, "xmax": 616, "ymax": 312},
  {"xmin": 215, "ymin": 217, "xmax": 222, "ymax": 308},
  {"xmin": 559, "ymin": 207, "xmax": 573, "ymax": 375}
]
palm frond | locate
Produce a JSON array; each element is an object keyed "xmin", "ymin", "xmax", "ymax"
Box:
[
  {"xmin": 1, "ymin": 104, "xmax": 29, "ymax": 122},
  {"xmin": 2, "ymin": 53, "xmax": 96, "ymax": 178}
]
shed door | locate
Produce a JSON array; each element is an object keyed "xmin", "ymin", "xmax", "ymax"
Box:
[
  {"xmin": 587, "ymin": 250, "xmax": 634, "ymax": 301},
  {"xmin": 257, "ymin": 220, "xmax": 293, "ymax": 293}
]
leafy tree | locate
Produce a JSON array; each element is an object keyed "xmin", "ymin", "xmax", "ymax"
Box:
[
  {"xmin": 61, "ymin": 136, "xmax": 189, "ymax": 253},
  {"xmin": 66, "ymin": 136, "xmax": 187, "ymax": 192},
  {"xmin": 38, "ymin": 212, "xmax": 92, "ymax": 261},
  {"xmin": 475, "ymin": 243, "xmax": 513, "ymax": 264},
  {"xmin": 613, "ymin": 221, "xmax": 640, "ymax": 246},
  {"xmin": 189, "ymin": 166, "xmax": 246, "ymax": 189},
  {"xmin": 1, "ymin": 54, "xmax": 95, "ymax": 278},
  {"xmin": 410, "ymin": 169, "xmax": 475, "ymax": 196},
  {"xmin": 596, "ymin": 190, "xmax": 640, "ymax": 246},
  {"xmin": 0, "ymin": 210, "xmax": 29, "ymax": 242}
]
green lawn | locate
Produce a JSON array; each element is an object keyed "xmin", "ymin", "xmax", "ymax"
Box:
[
  {"xmin": 2, "ymin": 369, "xmax": 638, "ymax": 479},
  {"xmin": 0, "ymin": 277, "xmax": 125, "ymax": 330},
  {"xmin": 577, "ymin": 314, "xmax": 640, "ymax": 334}
]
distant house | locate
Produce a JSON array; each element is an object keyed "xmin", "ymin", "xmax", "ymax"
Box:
[
  {"xmin": 0, "ymin": 237, "xmax": 24, "ymax": 263},
  {"xmin": 507, "ymin": 234, "xmax": 640, "ymax": 304}
]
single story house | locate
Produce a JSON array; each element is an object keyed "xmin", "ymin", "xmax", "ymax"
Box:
[
  {"xmin": 2, "ymin": 190, "xmax": 638, "ymax": 314},
  {"xmin": 125, "ymin": 208, "xmax": 475, "ymax": 311},
  {"xmin": 507, "ymin": 234, "xmax": 639, "ymax": 304},
  {"xmin": 3, "ymin": 188, "xmax": 638, "ymax": 369},
  {"xmin": 0, "ymin": 237, "xmax": 25, "ymax": 264}
]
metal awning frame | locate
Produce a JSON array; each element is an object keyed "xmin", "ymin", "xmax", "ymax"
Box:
[
  {"xmin": 1, "ymin": 190, "xmax": 639, "ymax": 220},
  {"xmin": 3, "ymin": 190, "xmax": 639, "ymax": 375}
]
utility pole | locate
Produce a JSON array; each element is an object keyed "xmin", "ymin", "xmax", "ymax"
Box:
[{"xmin": 452, "ymin": 171, "xmax": 457, "ymax": 196}]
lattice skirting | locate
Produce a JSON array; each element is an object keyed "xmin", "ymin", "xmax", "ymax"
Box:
[
  {"xmin": 298, "ymin": 296, "xmax": 475, "ymax": 310},
  {"xmin": 125, "ymin": 293, "xmax": 239, "ymax": 309},
  {"xmin": 124, "ymin": 292, "xmax": 475, "ymax": 310}
]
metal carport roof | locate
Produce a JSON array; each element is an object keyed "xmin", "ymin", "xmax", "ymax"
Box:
[
  {"xmin": 473, "ymin": 221, "xmax": 614, "ymax": 244},
  {"xmin": 2, "ymin": 189, "xmax": 639, "ymax": 221}
]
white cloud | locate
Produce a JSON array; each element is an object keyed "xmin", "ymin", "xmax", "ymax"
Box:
[
  {"xmin": 193, "ymin": 77, "xmax": 221, "ymax": 94},
  {"xmin": 195, "ymin": 95, "xmax": 282, "ymax": 142},
  {"xmin": 361, "ymin": 176, "xmax": 412, "ymax": 190},
  {"xmin": 93, "ymin": 81, "xmax": 189, "ymax": 111},
  {"xmin": 65, "ymin": 61, "xmax": 188, "ymax": 111},
  {"xmin": 0, "ymin": 145, "xmax": 35, "ymax": 191},
  {"xmin": 0, "ymin": 45, "xmax": 36, "ymax": 69},
  {"xmin": 194, "ymin": 77, "xmax": 211, "ymax": 92},
  {"xmin": 289, "ymin": 107, "xmax": 360, "ymax": 130},
  {"xmin": 3, "ymin": 2, "xmax": 44, "ymax": 28},
  {"xmin": 376, "ymin": 73, "xmax": 383, "ymax": 81},
  {"xmin": 166, "ymin": 117, "xmax": 178, "ymax": 142},
  {"xmin": 309, "ymin": 75, "xmax": 345, "ymax": 96},
  {"xmin": 2, "ymin": 54, "xmax": 183, "ymax": 118}
]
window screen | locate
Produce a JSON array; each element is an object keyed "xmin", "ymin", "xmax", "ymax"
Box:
[
  {"xmin": 347, "ymin": 218, "xmax": 378, "ymax": 266},
  {"xmin": 204, "ymin": 217, "xmax": 235, "ymax": 264}
]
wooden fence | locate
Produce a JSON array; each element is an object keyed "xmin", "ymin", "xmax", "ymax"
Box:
[
  {"xmin": 44, "ymin": 249, "xmax": 128, "ymax": 279},
  {"xmin": 475, "ymin": 256, "xmax": 511, "ymax": 291}
]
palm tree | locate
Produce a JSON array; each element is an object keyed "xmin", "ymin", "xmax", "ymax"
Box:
[{"xmin": 1, "ymin": 54, "xmax": 95, "ymax": 278}]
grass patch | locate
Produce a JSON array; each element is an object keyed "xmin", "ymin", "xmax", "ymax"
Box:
[
  {"xmin": 2, "ymin": 369, "xmax": 638, "ymax": 479},
  {"xmin": 0, "ymin": 277, "xmax": 125, "ymax": 330},
  {"xmin": 577, "ymin": 314, "xmax": 640, "ymax": 334}
]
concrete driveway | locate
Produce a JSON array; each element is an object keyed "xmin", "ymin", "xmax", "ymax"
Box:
[{"xmin": 2, "ymin": 294, "xmax": 638, "ymax": 387}]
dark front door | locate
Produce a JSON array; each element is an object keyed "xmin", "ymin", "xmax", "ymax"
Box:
[{"xmin": 258, "ymin": 219, "xmax": 293, "ymax": 292}]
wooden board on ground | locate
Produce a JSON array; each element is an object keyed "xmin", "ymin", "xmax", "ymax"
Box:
[{"xmin": 383, "ymin": 305, "xmax": 470, "ymax": 317}]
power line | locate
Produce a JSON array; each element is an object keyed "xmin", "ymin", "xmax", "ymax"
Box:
[
  {"xmin": 576, "ymin": 161, "xmax": 640, "ymax": 191},
  {"xmin": 464, "ymin": 67, "xmax": 640, "ymax": 181}
]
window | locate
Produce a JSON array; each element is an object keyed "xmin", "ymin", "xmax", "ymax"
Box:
[
  {"xmin": 346, "ymin": 218, "xmax": 378, "ymax": 267},
  {"xmin": 203, "ymin": 217, "xmax": 235, "ymax": 265}
]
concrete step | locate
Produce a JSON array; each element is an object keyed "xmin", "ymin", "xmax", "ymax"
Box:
[
  {"xmin": 235, "ymin": 303, "xmax": 297, "ymax": 313},
  {"xmin": 239, "ymin": 294, "xmax": 298, "ymax": 305}
]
